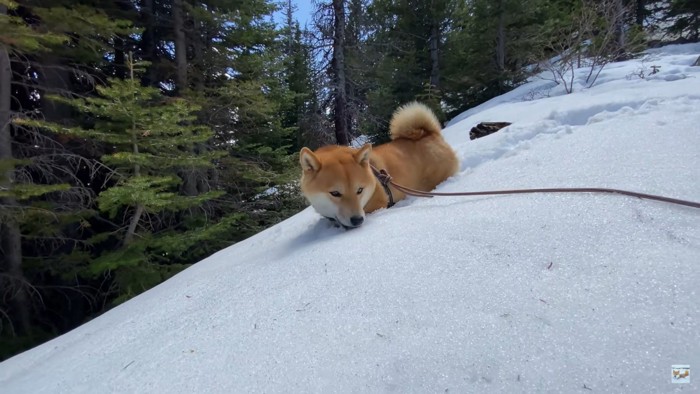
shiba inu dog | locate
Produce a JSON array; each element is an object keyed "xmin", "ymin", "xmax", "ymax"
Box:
[{"xmin": 299, "ymin": 102, "xmax": 459, "ymax": 228}]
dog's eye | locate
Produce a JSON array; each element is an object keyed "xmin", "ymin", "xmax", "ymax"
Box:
[
  {"xmin": 329, "ymin": 191, "xmax": 342, "ymax": 197},
  {"xmin": 357, "ymin": 187, "xmax": 364, "ymax": 194}
]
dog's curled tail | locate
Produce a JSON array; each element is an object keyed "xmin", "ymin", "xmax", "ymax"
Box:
[{"xmin": 389, "ymin": 102, "xmax": 442, "ymax": 141}]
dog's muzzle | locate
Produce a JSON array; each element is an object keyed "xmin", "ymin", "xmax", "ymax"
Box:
[{"xmin": 324, "ymin": 216, "xmax": 362, "ymax": 229}]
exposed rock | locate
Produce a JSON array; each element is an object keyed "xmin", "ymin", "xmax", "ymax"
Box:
[{"xmin": 469, "ymin": 122, "xmax": 512, "ymax": 140}]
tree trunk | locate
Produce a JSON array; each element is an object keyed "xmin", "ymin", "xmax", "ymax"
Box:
[
  {"xmin": 0, "ymin": 4, "xmax": 30, "ymax": 334},
  {"xmin": 123, "ymin": 204, "xmax": 144, "ymax": 246},
  {"xmin": 113, "ymin": 0, "xmax": 133, "ymax": 80},
  {"xmin": 124, "ymin": 128, "xmax": 144, "ymax": 245},
  {"xmin": 173, "ymin": 0, "xmax": 188, "ymax": 93},
  {"xmin": 285, "ymin": 0, "xmax": 295, "ymax": 54},
  {"xmin": 636, "ymin": 0, "xmax": 645, "ymax": 27},
  {"xmin": 39, "ymin": 56, "xmax": 72, "ymax": 123},
  {"xmin": 495, "ymin": 0, "xmax": 506, "ymax": 72},
  {"xmin": 180, "ymin": 168, "xmax": 199, "ymax": 196},
  {"xmin": 175, "ymin": 0, "xmax": 203, "ymax": 196},
  {"xmin": 332, "ymin": 0, "xmax": 349, "ymax": 146},
  {"xmin": 429, "ymin": 21, "xmax": 440, "ymax": 89},
  {"xmin": 192, "ymin": 13, "xmax": 205, "ymax": 91},
  {"xmin": 140, "ymin": 0, "xmax": 159, "ymax": 86},
  {"xmin": 114, "ymin": 36, "xmax": 126, "ymax": 80},
  {"xmin": 614, "ymin": 0, "xmax": 627, "ymax": 60}
]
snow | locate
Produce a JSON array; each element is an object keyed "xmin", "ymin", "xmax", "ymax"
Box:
[
  {"xmin": 2, "ymin": 44, "xmax": 699, "ymax": 393},
  {"xmin": 350, "ymin": 134, "xmax": 371, "ymax": 148}
]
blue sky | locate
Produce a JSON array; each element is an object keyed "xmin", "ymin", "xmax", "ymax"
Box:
[
  {"xmin": 294, "ymin": 0, "xmax": 314, "ymax": 27},
  {"xmin": 273, "ymin": 0, "xmax": 314, "ymax": 28}
]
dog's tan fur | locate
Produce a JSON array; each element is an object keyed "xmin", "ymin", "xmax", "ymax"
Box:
[{"xmin": 299, "ymin": 102, "xmax": 459, "ymax": 227}]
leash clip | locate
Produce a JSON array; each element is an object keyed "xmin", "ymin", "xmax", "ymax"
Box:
[
  {"xmin": 370, "ymin": 166, "xmax": 395, "ymax": 208},
  {"xmin": 377, "ymin": 169, "xmax": 392, "ymax": 186}
]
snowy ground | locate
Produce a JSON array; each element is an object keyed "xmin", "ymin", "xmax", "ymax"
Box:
[{"xmin": 1, "ymin": 44, "xmax": 699, "ymax": 393}]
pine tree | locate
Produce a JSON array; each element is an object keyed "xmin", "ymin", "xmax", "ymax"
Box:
[
  {"xmin": 441, "ymin": 0, "xmax": 544, "ymax": 114},
  {"xmin": 344, "ymin": 0, "xmax": 374, "ymax": 142},
  {"xmin": 279, "ymin": 1, "xmax": 318, "ymax": 150},
  {"xmin": 312, "ymin": 0, "xmax": 365, "ymax": 145},
  {"xmin": 25, "ymin": 57, "xmax": 226, "ymax": 301},
  {"xmin": 126, "ymin": 0, "xmax": 303, "ymax": 239},
  {"xmin": 665, "ymin": 0, "xmax": 700, "ymax": 41},
  {"xmin": 359, "ymin": 0, "xmax": 452, "ymax": 140},
  {"xmin": 331, "ymin": 0, "xmax": 350, "ymax": 145},
  {"xmin": 1, "ymin": 0, "xmax": 133, "ymax": 355}
]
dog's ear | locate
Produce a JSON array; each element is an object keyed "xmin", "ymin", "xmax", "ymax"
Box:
[
  {"xmin": 355, "ymin": 143, "xmax": 372, "ymax": 166},
  {"xmin": 300, "ymin": 147, "xmax": 321, "ymax": 172}
]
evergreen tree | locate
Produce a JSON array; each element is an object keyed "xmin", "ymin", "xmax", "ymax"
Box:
[
  {"xmin": 25, "ymin": 57, "xmax": 227, "ymax": 301},
  {"xmin": 442, "ymin": 0, "xmax": 543, "ymax": 115},
  {"xmin": 361, "ymin": 0, "xmax": 453, "ymax": 140},
  {"xmin": 0, "ymin": 0, "xmax": 133, "ymax": 356},
  {"xmin": 312, "ymin": 0, "xmax": 369, "ymax": 145},
  {"xmin": 279, "ymin": 1, "xmax": 318, "ymax": 150},
  {"xmin": 331, "ymin": 0, "xmax": 350, "ymax": 145},
  {"xmin": 128, "ymin": 0, "xmax": 302, "ymax": 244},
  {"xmin": 665, "ymin": 0, "xmax": 700, "ymax": 41}
]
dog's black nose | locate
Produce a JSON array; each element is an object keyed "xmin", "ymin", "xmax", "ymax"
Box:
[{"xmin": 350, "ymin": 216, "xmax": 364, "ymax": 226}]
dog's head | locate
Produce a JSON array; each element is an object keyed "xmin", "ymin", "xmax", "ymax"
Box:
[{"xmin": 299, "ymin": 144, "xmax": 376, "ymax": 228}]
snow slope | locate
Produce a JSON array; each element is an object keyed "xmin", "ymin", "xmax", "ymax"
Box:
[{"xmin": 1, "ymin": 44, "xmax": 699, "ymax": 393}]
